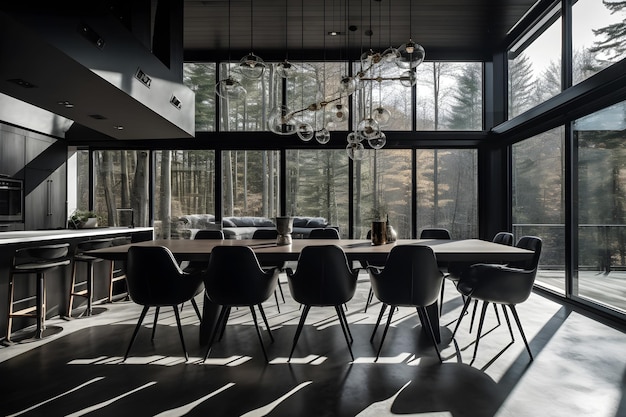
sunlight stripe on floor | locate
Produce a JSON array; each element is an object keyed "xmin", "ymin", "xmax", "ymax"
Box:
[
  {"xmin": 153, "ymin": 383, "xmax": 235, "ymax": 417},
  {"xmin": 269, "ymin": 355, "xmax": 327, "ymax": 365},
  {"xmin": 352, "ymin": 352, "xmax": 413, "ymax": 364},
  {"xmin": 200, "ymin": 355, "xmax": 252, "ymax": 366},
  {"xmin": 6, "ymin": 377, "xmax": 105, "ymax": 417},
  {"xmin": 240, "ymin": 381, "xmax": 313, "ymax": 417},
  {"xmin": 65, "ymin": 381, "xmax": 157, "ymax": 417}
]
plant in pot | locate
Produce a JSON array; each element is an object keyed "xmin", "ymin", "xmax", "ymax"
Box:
[{"xmin": 68, "ymin": 209, "xmax": 101, "ymax": 229}]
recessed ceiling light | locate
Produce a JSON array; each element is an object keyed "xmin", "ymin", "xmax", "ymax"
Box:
[
  {"xmin": 57, "ymin": 100, "xmax": 74, "ymax": 108},
  {"xmin": 114, "ymin": 125, "xmax": 124, "ymax": 130},
  {"xmin": 328, "ymin": 31, "xmax": 341, "ymax": 36},
  {"xmin": 7, "ymin": 78, "xmax": 37, "ymax": 88}
]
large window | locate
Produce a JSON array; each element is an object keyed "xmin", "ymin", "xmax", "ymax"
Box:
[
  {"xmin": 508, "ymin": 5, "xmax": 562, "ymax": 119},
  {"xmin": 512, "ymin": 127, "xmax": 565, "ymax": 294},
  {"xmin": 414, "ymin": 62, "xmax": 483, "ymax": 130},
  {"xmin": 153, "ymin": 150, "xmax": 215, "ymax": 239},
  {"xmin": 575, "ymin": 101, "xmax": 626, "ymax": 312},
  {"xmin": 183, "ymin": 63, "xmax": 216, "ymax": 132},
  {"xmin": 573, "ymin": 0, "xmax": 626, "ymax": 85},
  {"xmin": 416, "ymin": 149, "xmax": 478, "ymax": 239},
  {"xmin": 353, "ymin": 149, "xmax": 412, "ymax": 239},
  {"xmin": 93, "ymin": 150, "xmax": 150, "ymax": 228},
  {"xmin": 286, "ymin": 149, "xmax": 349, "ymax": 237},
  {"xmin": 222, "ymin": 150, "xmax": 280, "ymax": 218}
]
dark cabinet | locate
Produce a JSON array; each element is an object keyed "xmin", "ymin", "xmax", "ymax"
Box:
[
  {"xmin": 24, "ymin": 136, "xmax": 67, "ymax": 230},
  {"xmin": 0, "ymin": 128, "xmax": 25, "ymax": 178}
]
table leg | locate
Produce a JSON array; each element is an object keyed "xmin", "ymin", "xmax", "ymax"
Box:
[{"xmin": 417, "ymin": 302, "xmax": 441, "ymax": 344}]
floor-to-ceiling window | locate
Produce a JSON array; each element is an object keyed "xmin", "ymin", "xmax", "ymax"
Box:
[
  {"xmin": 508, "ymin": 3, "xmax": 562, "ymax": 119},
  {"xmin": 416, "ymin": 149, "xmax": 478, "ymax": 239},
  {"xmin": 512, "ymin": 127, "xmax": 566, "ymax": 294},
  {"xmin": 153, "ymin": 150, "xmax": 215, "ymax": 239},
  {"xmin": 222, "ymin": 150, "xmax": 280, "ymax": 218},
  {"xmin": 574, "ymin": 100, "xmax": 626, "ymax": 313},
  {"xmin": 286, "ymin": 149, "xmax": 349, "ymax": 236},
  {"xmin": 92, "ymin": 150, "xmax": 150, "ymax": 228}
]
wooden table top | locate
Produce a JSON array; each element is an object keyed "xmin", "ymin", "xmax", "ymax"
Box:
[{"xmin": 89, "ymin": 238, "xmax": 534, "ymax": 264}]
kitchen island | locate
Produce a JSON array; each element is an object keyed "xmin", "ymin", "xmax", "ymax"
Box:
[{"xmin": 0, "ymin": 227, "xmax": 153, "ymax": 342}]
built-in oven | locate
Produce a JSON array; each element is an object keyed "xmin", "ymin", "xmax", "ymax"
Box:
[{"xmin": 0, "ymin": 177, "xmax": 24, "ymax": 224}]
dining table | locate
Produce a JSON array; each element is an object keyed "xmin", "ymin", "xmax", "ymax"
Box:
[{"xmin": 88, "ymin": 238, "xmax": 535, "ymax": 345}]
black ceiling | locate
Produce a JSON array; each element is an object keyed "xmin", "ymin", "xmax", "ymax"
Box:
[{"xmin": 183, "ymin": 0, "xmax": 542, "ymax": 62}]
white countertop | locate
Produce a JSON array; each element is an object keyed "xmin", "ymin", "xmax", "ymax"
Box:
[{"xmin": 0, "ymin": 227, "xmax": 153, "ymax": 245}]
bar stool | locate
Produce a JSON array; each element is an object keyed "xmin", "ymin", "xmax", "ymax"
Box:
[
  {"xmin": 6, "ymin": 243, "xmax": 71, "ymax": 343},
  {"xmin": 68, "ymin": 238, "xmax": 114, "ymax": 317},
  {"xmin": 108, "ymin": 236, "xmax": 131, "ymax": 302}
]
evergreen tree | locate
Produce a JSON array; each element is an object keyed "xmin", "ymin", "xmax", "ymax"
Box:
[
  {"xmin": 589, "ymin": 0, "xmax": 626, "ymax": 64},
  {"xmin": 447, "ymin": 64, "xmax": 482, "ymax": 130},
  {"xmin": 508, "ymin": 53, "xmax": 535, "ymax": 117},
  {"xmin": 183, "ymin": 63, "xmax": 216, "ymax": 131}
]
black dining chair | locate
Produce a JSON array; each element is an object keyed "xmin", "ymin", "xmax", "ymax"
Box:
[
  {"xmin": 367, "ymin": 245, "xmax": 444, "ymax": 362},
  {"xmin": 251, "ymin": 228, "xmax": 286, "ymax": 311},
  {"xmin": 203, "ymin": 245, "xmax": 280, "ymax": 362},
  {"xmin": 308, "ymin": 227, "xmax": 340, "ymax": 239},
  {"xmin": 444, "ymin": 231, "xmax": 514, "ymax": 317},
  {"xmin": 419, "ymin": 229, "xmax": 451, "ymax": 315},
  {"xmin": 451, "ymin": 236, "xmax": 542, "ymax": 362},
  {"xmin": 286, "ymin": 245, "xmax": 359, "ymax": 361},
  {"xmin": 124, "ymin": 246, "xmax": 204, "ymax": 361}
]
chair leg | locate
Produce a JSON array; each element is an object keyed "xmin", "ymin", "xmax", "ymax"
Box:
[
  {"xmin": 364, "ymin": 286, "xmax": 374, "ymax": 313},
  {"xmin": 451, "ymin": 296, "xmax": 472, "ymax": 338},
  {"xmin": 277, "ymin": 280, "xmax": 285, "ymax": 303},
  {"xmin": 371, "ymin": 303, "xmax": 388, "ymax": 342},
  {"xmin": 172, "ymin": 306, "xmax": 189, "ymax": 362},
  {"xmin": 375, "ymin": 304, "xmax": 396, "ymax": 361},
  {"xmin": 469, "ymin": 299, "xmax": 479, "ymax": 333},
  {"xmin": 472, "ymin": 301, "xmax": 490, "ymax": 362},
  {"xmin": 204, "ymin": 305, "xmax": 230, "ymax": 362},
  {"xmin": 419, "ymin": 306, "xmax": 443, "ymax": 363},
  {"xmin": 509, "ymin": 305, "xmax": 533, "ymax": 361},
  {"xmin": 289, "ymin": 305, "xmax": 311, "ymax": 361},
  {"xmin": 273, "ymin": 290, "xmax": 281, "ymax": 313},
  {"xmin": 335, "ymin": 306, "xmax": 354, "ymax": 361},
  {"xmin": 249, "ymin": 306, "xmax": 269, "ymax": 362},
  {"xmin": 439, "ymin": 280, "xmax": 445, "ymax": 316},
  {"xmin": 6, "ymin": 274, "xmax": 16, "ymax": 343},
  {"xmin": 218, "ymin": 307, "xmax": 231, "ymax": 341},
  {"xmin": 124, "ymin": 306, "xmax": 150, "ymax": 361},
  {"xmin": 502, "ymin": 304, "xmax": 515, "ymax": 341},
  {"xmin": 190, "ymin": 298, "xmax": 202, "ymax": 321},
  {"xmin": 493, "ymin": 303, "xmax": 501, "ymax": 326},
  {"xmin": 151, "ymin": 307, "xmax": 160, "ymax": 341},
  {"xmin": 68, "ymin": 261, "xmax": 78, "ymax": 318},
  {"xmin": 257, "ymin": 304, "xmax": 273, "ymax": 342}
]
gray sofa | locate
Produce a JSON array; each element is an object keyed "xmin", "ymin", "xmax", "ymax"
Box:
[{"xmin": 176, "ymin": 214, "xmax": 332, "ymax": 239}]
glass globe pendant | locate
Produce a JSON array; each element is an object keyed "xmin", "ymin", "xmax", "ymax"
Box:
[
  {"xmin": 346, "ymin": 142, "xmax": 365, "ymax": 161},
  {"xmin": 372, "ymin": 106, "xmax": 391, "ymax": 126},
  {"xmin": 340, "ymin": 76, "xmax": 359, "ymax": 96},
  {"xmin": 267, "ymin": 105, "xmax": 296, "ymax": 135},
  {"xmin": 346, "ymin": 131, "xmax": 362, "ymax": 144},
  {"xmin": 239, "ymin": 52, "xmax": 266, "ymax": 79},
  {"xmin": 356, "ymin": 117, "xmax": 381, "ymax": 140},
  {"xmin": 368, "ymin": 131, "xmax": 387, "ymax": 150},
  {"xmin": 276, "ymin": 60, "xmax": 297, "ymax": 78},
  {"xmin": 315, "ymin": 128, "xmax": 331, "ymax": 144},
  {"xmin": 215, "ymin": 76, "xmax": 247, "ymax": 99},
  {"xmin": 396, "ymin": 40, "xmax": 425, "ymax": 69},
  {"xmin": 382, "ymin": 46, "xmax": 400, "ymax": 64},
  {"xmin": 296, "ymin": 122, "xmax": 315, "ymax": 142}
]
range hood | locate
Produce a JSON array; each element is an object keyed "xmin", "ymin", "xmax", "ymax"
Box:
[{"xmin": 0, "ymin": 7, "xmax": 194, "ymax": 140}]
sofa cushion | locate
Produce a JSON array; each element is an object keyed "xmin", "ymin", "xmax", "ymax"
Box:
[
  {"xmin": 253, "ymin": 217, "xmax": 275, "ymax": 227},
  {"xmin": 222, "ymin": 218, "xmax": 236, "ymax": 227},
  {"xmin": 292, "ymin": 217, "xmax": 309, "ymax": 227},
  {"xmin": 305, "ymin": 217, "xmax": 328, "ymax": 228}
]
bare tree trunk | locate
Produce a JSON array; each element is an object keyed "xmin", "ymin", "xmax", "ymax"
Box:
[
  {"xmin": 355, "ymin": 158, "xmax": 362, "ymax": 237},
  {"xmin": 132, "ymin": 151, "xmax": 149, "ymax": 227},
  {"xmin": 99, "ymin": 152, "xmax": 117, "ymax": 226},
  {"xmin": 160, "ymin": 150, "xmax": 171, "ymax": 238},
  {"xmin": 224, "ymin": 151, "xmax": 234, "ymax": 216}
]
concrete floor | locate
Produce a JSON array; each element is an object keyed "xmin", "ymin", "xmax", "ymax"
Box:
[{"xmin": 1, "ymin": 274, "xmax": 625, "ymax": 416}]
